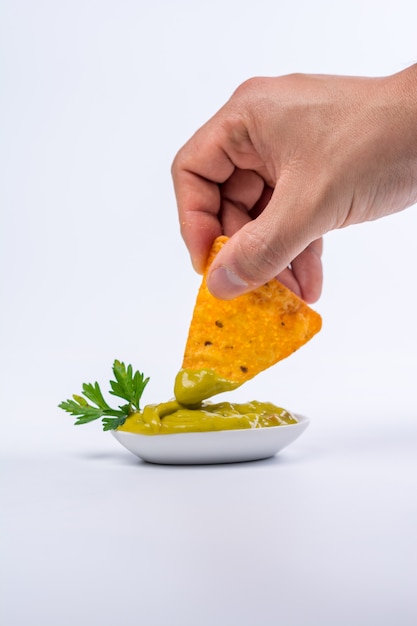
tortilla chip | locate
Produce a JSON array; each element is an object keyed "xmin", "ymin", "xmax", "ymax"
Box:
[{"xmin": 181, "ymin": 236, "xmax": 322, "ymax": 383}]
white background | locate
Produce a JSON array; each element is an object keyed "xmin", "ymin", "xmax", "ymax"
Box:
[{"xmin": 1, "ymin": 1, "xmax": 416, "ymax": 625}]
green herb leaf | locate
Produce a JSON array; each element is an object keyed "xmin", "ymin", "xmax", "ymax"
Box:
[
  {"xmin": 102, "ymin": 415, "xmax": 128, "ymax": 431},
  {"xmin": 109, "ymin": 360, "xmax": 150, "ymax": 411},
  {"xmin": 58, "ymin": 397, "xmax": 105, "ymax": 425},
  {"xmin": 59, "ymin": 361, "xmax": 150, "ymax": 431},
  {"xmin": 81, "ymin": 382, "xmax": 112, "ymax": 410}
]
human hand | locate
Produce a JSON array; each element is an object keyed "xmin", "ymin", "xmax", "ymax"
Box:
[{"xmin": 172, "ymin": 65, "xmax": 417, "ymax": 302}]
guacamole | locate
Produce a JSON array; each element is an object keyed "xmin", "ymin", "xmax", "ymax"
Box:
[
  {"xmin": 118, "ymin": 398, "xmax": 297, "ymax": 435},
  {"xmin": 116, "ymin": 367, "xmax": 297, "ymax": 435},
  {"xmin": 174, "ymin": 368, "xmax": 242, "ymax": 405}
]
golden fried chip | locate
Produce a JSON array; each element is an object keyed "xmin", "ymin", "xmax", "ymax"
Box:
[{"xmin": 181, "ymin": 236, "xmax": 322, "ymax": 384}]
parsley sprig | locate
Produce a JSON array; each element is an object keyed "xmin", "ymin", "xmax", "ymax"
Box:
[{"xmin": 59, "ymin": 360, "xmax": 150, "ymax": 431}]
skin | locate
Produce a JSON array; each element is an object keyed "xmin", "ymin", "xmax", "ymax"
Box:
[{"xmin": 172, "ymin": 64, "xmax": 417, "ymax": 303}]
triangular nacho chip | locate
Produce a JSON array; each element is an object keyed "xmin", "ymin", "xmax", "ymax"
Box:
[{"xmin": 181, "ymin": 236, "xmax": 322, "ymax": 384}]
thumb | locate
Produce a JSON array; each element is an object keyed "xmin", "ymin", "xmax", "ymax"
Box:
[{"xmin": 207, "ymin": 190, "xmax": 321, "ymax": 299}]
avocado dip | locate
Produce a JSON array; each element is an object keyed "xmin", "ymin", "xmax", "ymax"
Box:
[{"xmin": 117, "ymin": 368, "xmax": 297, "ymax": 435}]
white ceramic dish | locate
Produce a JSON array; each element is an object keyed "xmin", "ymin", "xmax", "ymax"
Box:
[{"xmin": 111, "ymin": 414, "xmax": 309, "ymax": 465}]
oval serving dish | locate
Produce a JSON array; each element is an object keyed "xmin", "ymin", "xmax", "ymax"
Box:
[{"xmin": 112, "ymin": 414, "xmax": 309, "ymax": 465}]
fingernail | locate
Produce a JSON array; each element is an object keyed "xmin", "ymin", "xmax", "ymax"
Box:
[{"xmin": 207, "ymin": 266, "xmax": 249, "ymax": 299}]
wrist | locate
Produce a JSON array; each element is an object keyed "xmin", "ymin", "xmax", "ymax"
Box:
[
  {"xmin": 388, "ymin": 65, "xmax": 417, "ymax": 158},
  {"xmin": 384, "ymin": 65, "xmax": 417, "ymax": 204}
]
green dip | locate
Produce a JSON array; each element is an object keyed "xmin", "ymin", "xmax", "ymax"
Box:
[
  {"xmin": 118, "ymin": 399, "xmax": 297, "ymax": 435},
  {"xmin": 117, "ymin": 367, "xmax": 296, "ymax": 435},
  {"xmin": 174, "ymin": 368, "xmax": 242, "ymax": 405}
]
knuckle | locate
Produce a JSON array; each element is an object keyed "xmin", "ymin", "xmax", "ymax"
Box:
[
  {"xmin": 235, "ymin": 228, "xmax": 286, "ymax": 284},
  {"xmin": 231, "ymin": 76, "xmax": 268, "ymax": 103},
  {"xmin": 171, "ymin": 148, "xmax": 184, "ymax": 177}
]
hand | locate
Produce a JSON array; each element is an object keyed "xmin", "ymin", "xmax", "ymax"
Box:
[{"xmin": 172, "ymin": 65, "xmax": 417, "ymax": 302}]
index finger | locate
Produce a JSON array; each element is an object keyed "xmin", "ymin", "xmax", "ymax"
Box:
[{"xmin": 171, "ymin": 124, "xmax": 236, "ymax": 273}]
